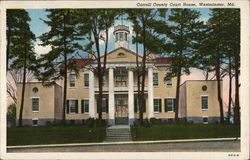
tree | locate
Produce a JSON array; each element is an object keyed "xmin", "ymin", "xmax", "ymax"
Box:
[
  {"xmin": 127, "ymin": 9, "xmax": 165, "ymax": 124},
  {"xmin": 7, "ymin": 104, "xmax": 16, "ymax": 127},
  {"xmin": 76, "ymin": 9, "xmax": 118, "ymax": 120},
  {"xmin": 162, "ymin": 9, "xmax": 203, "ymax": 122},
  {"xmin": 7, "ymin": 9, "xmax": 37, "ymax": 126},
  {"xmin": 6, "ymin": 9, "xmax": 28, "ymax": 70},
  {"xmin": 37, "ymin": 9, "xmax": 82, "ymax": 123},
  {"xmin": 198, "ymin": 9, "xmax": 240, "ymax": 124}
]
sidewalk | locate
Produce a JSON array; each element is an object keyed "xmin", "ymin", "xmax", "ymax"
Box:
[{"xmin": 7, "ymin": 137, "xmax": 240, "ymax": 149}]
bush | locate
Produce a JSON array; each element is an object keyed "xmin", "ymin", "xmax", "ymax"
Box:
[
  {"xmin": 150, "ymin": 118, "xmax": 157, "ymax": 125},
  {"xmin": 142, "ymin": 118, "xmax": 151, "ymax": 128},
  {"xmin": 46, "ymin": 120, "xmax": 65, "ymax": 126},
  {"xmin": 7, "ymin": 104, "xmax": 16, "ymax": 127}
]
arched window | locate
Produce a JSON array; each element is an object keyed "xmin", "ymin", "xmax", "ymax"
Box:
[{"xmin": 117, "ymin": 52, "xmax": 125, "ymax": 57}]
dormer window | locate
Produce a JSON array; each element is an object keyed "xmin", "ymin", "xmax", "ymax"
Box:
[{"xmin": 117, "ymin": 52, "xmax": 125, "ymax": 58}]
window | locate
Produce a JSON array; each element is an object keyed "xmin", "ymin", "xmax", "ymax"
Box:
[
  {"xmin": 32, "ymin": 98, "xmax": 39, "ymax": 112},
  {"xmin": 32, "ymin": 119, "xmax": 38, "ymax": 126},
  {"xmin": 84, "ymin": 73, "xmax": 89, "ymax": 87},
  {"xmin": 201, "ymin": 96, "xmax": 208, "ymax": 110},
  {"xmin": 166, "ymin": 72, "xmax": 172, "ymax": 87},
  {"xmin": 153, "ymin": 72, "xmax": 159, "ymax": 86},
  {"xmin": 165, "ymin": 98, "xmax": 175, "ymax": 112},
  {"xmin": 81, "ymin": 99, "xmax": 89, "ymax": 113},
  {"xmin": 67, "ymin": 100, "xmax": 78, "ymax": 114},
  {"xmin": 69, "ymin": 73, "xmax": 76, "ymax": 88},
  {"xmin": 119, "ymin": 32, "xmax": 123, "ymax": 41},
  {"xmin": 154, "ymin": 99, "xmax": 162, "ymax": 112},
  {"xmin": 101, "ymin": 98, "xmax": 108, "ymax": 113},
  {"xmin": 115, "ymin": 70, "xmax": 127, "ymax": 86},
  {"xmin": 125, "ymin": 33, "xmax": 128, "ymax": 41},
  {"xmin": 203, "ymin": 117, "xmax": 208, "ymax": 124}
]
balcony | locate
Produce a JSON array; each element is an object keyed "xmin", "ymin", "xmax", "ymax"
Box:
[{"xmin": 94, "ymin": 86, "xmax": 148, "ymax": 92}]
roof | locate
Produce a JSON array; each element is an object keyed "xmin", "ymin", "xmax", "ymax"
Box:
[{"xmin": 155, "ymin": 58, "xmax": 171, "ymax": 65}]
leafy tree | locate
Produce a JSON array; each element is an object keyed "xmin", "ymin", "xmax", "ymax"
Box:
[
  {"xmin": 76, "ymin": 9, "xmax": 118, "ymax": 120},
  {"xmin": 7, "ymin": 9, "xmax": 37, "ymax": 126},
  {"xmin": 127, "ymin": 9, "xmax": 165, "ymax": 124},
  {"xmin": 7, "ymin": 104, "xmax": 16, "ymax": 127},
  {"xmin": 162, "ymin": 9, "xmax": 203, "ymax": 122},
  {"xmin": 198, "ymin": 9, "xmax": 240, "ymax": 124},
  {"xmin": 37, "ymin": 9, "xmax": 82, "ymax": 123}
]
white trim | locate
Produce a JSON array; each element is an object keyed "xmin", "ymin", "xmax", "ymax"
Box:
[
  {"xmin": 202, "ymin": 116, "xmax": 209, "ymax": 124},
  {"xmin": 201, "ymin": 95, "xmax": 209, "ymax": 111},
  {"xmin": 31, "ymin": 97, "xmax": 40, "ymax": 113},
  {"xmin": 32, "ymin": 118, "xmax": 39, "ymax": 126}
]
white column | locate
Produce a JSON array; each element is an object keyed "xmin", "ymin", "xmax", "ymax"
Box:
[
  {"xmin": 89, "ymin": 70, "xmax": 95, "ymax": 118},
  {"xmin": 128, "ymin": 69, "xmax": 134, "ymax": 125},
  {"xmin": 148, "ymin": 67, "xmax": 154, "ymax": 118},
  {"xmin": 108, "ymin": 67, "xmax": 115, "ymax": 125}
]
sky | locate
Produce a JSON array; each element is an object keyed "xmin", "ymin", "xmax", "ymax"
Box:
[{"xmin": 26, "ymin": 8, "xmax": 211, "ymax": 56}]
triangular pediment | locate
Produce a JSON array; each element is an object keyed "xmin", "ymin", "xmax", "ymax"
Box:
[{"xmin": 100, "ymin": 47, "xmax": 143, "ymax": 63}]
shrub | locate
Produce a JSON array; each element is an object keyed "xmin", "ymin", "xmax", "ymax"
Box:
[
  {"xmin": 142, "ymin": 118, "xmax": 151, "ymax": 128},
  {"xmin": 149, "ymin": 118, "xmax": 157, "ymax": 125}
]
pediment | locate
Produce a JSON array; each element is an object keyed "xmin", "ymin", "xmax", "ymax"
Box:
[{"xmin": 100, "ymin": 47, "xmax": 142, "ymax": 63}]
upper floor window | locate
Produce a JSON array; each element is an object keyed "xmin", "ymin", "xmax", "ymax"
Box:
[
  {"xmin": 115, "ymin": 70, "xmax": 127, "ymax": 86},
  {"xmin": 166, "ymin": 72, "xmax": 172, "ymax": 87},
  {"xmin": 84, "ymin": 73, "xmax": 89, "ymax": 87},
  {"xmin": 153, "ymin": 72, "xmax": 159, "ymax": 87},
  {"xmin": 69, "ymin": 73, "xmax": 76, "ymax": 88},
  {"xmin": 165, "ymin": 98, "xmax": 175, "ymax": 112},
  {"xmin": 154, "ymin": 99, "xmax": 162, "ymax": 112},
  {"xmin": 32, "ymin": 98, "xmax": 39, "ymax": 112},
  {"xmin": 67, "ymin": 100, "xmax": 78, "ymax": 114},
  {"xmin": 201, "ymin": 96, "xmax": 208, "ymax": 110}
]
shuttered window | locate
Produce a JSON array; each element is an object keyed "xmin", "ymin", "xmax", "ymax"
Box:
[
  {"xmin": 81, "ymin": 99, "xmax": 89, "ymax": 113},
  {"xmin": 154, "ymin": 99, "xmax": 162, "ymax": 112},
  {"xmin": 67, "ymin": 100, "xmax": 78, "ymax": 114},
  {"xmin": 165, "ymin": 98, "xmax": 175, "ymax": 112}
]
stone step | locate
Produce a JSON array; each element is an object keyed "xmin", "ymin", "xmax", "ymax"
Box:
[{"xmin": 104, "ymin": 125, "xmax": 132, "ymax": 142}]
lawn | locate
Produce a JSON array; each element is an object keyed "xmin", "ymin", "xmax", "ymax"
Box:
[
  {"xmin": 131, "ymin": 124, "xmax": 240, "ymax": 141},
  {"xmin": 7, "ymin": 125, "xmax": 106, "ymax": 146}
]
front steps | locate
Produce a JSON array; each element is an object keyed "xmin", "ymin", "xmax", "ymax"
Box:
[{"xmin": 104, "ymin": 125, "xmax": 132, "ymax": 142}]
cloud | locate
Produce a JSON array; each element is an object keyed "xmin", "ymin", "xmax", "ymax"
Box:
[{"xmin": 34, "ymin": 39, "xmax": 51, "ymax": 56}]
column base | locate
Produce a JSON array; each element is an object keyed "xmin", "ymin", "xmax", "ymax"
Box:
[{"xmin": 108, "ymin": 119, "xmax": 115, "ymax": 125}]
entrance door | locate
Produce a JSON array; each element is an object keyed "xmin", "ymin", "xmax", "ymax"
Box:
[{"xmin": 115, "ymin": 98, "xmax": 128, "ymax": 125}]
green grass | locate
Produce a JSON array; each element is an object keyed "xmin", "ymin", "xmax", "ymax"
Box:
[
  {"xmin": 131, "ymin": 124, "xmax": 240, "ymax": 141},
  {"xmin": 7, "ymin": 125, "xmax": 106, "ymax": 146}
]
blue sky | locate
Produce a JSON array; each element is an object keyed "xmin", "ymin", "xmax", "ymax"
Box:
[{"xmin": 26, "ymin": 8, "xmax": 211, "ymax": 56}]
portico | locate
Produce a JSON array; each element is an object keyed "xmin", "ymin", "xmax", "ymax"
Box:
[{"xmin": 88, "ymin": 62, "xmax": 155, "ymax": 125}]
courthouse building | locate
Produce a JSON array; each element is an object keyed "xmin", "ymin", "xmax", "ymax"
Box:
[{"xmin": 16, "ymin": 25, "xmax": 221, "ymax": 126}]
